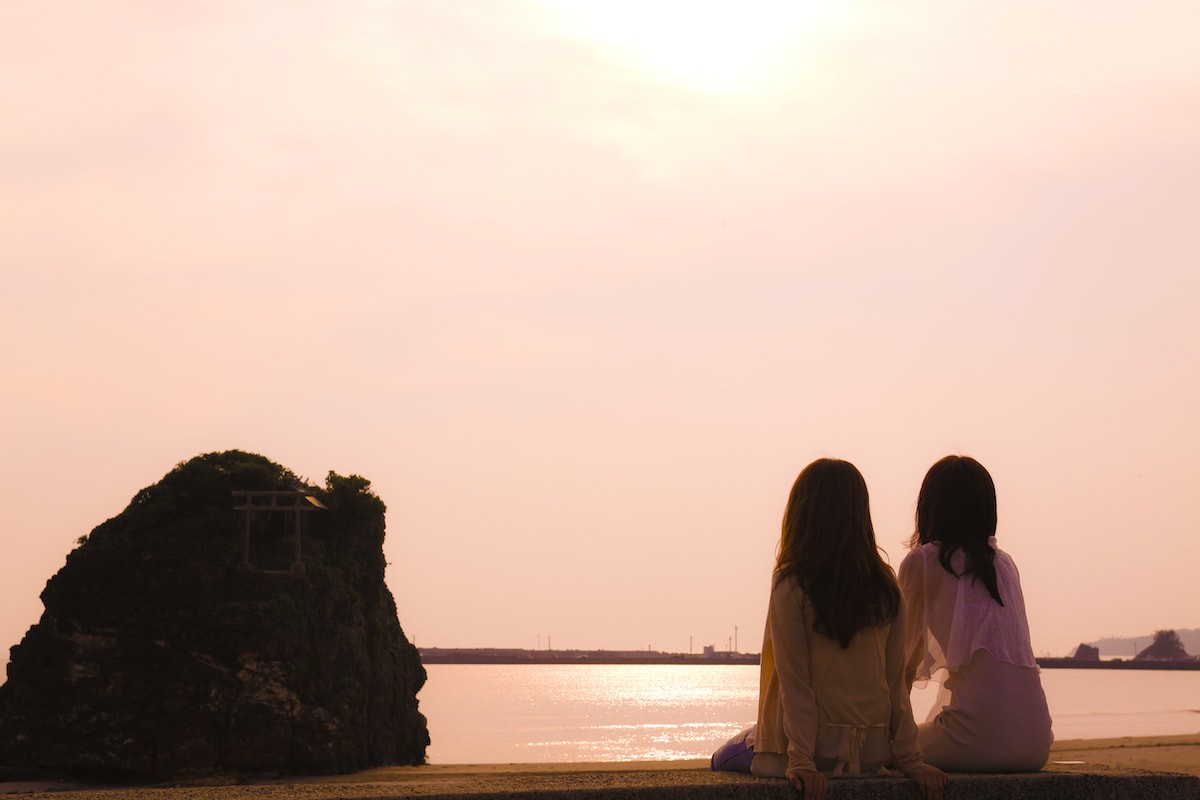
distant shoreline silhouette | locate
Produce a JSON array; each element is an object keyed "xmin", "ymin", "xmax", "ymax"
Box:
[
  {"xmin": 419, "ymin": 647, "xmax": 1200, "ymax": 670},
  {"xmin": 419, "ymin": 646, "xmax": 759, "ymax": 665}
]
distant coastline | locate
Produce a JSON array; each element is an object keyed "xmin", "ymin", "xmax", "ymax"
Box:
[
  {"xmin": 1087, "ymin": 628, "xmax": 1200, "ymax": 657},
  {"xmin": 418, "ymin": 647, "xmax": 759, "ymax": 665},
  {"xmin": 1035, "ymin": 657, "xmax": 1200, "ymax": 671},
  {"xmin": 420, "ymin": 648, "xmax": 1200, "ymax": 670}
]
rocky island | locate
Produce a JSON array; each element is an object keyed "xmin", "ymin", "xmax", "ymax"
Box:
[
  {"xmin": 0, "ymin": 451, "xmax": 428, "ymax": 780},
  {"xmin": 1133, "ymin": 629, "xmax": 1197, "ymax": 662},
  {"xmin": 1040, "ymin": 629, "xmax": 1200, "ymax": 670}
]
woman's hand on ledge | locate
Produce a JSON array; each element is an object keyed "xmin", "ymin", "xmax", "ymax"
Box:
[
  {"xmin": 902, "ymin": 763, "xmax": 947, "ymax": 800},
  {"xmin": 787, "ymin": 767, "xmax": 828, "ymax": 800}
]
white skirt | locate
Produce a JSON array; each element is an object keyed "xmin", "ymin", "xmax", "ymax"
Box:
[{"xmin": 919, "ymin": 649, "xmax": 1053, "ymax": 772}]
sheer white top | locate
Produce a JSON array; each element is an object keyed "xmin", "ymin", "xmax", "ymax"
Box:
[{"xmin": 898, "ymin": 537, "xmax": 1039, "ymax": 684}]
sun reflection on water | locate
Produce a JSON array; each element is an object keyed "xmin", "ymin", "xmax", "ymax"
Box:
[
  {"xmin": 420, "ymin": 663, "xmax": 1200, "ymax": 763},
  {"xmin": 422, "ymin": 664, "xmax": 757, "ymax": 763}
]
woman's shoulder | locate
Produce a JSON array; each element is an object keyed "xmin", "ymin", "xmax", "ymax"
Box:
[
  {"xmin": 769, "ymin": 572, "xmax": 813, "ymax": 611},
  {"xmin": 770, "ymin": 571, "xmax": 804, "ymax": 595},
  {"xmin": 898, "ymin": 543, "xmax": 939, "ymax": 572},
  {"xmin": 990, "ymin": 541, "xmax": 1024, "ymax": 577}
]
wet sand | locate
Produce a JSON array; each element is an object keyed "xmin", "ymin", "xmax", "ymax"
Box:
[
  {"xmin": 2, "ymin": 732, "xmax": 1197, "ymax": 797},
  {"xmin": 1043, "ymin": 731, "xmax": 1200, "ymax": 777}
]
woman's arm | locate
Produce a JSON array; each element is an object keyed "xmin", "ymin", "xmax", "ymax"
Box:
[
  {"xmin": 886, "ymin": 600, "xmax": 948, "ymax": 800},
  {"xmin": 768, "ymin": 578, "xmax": 819, "ymax": 774},
  {"xmin": 897, "ymin": 554, "xmax": 926, "ymax": 685},
  {"xmin": 885, "ymin": 599, "xmax": 926, "ymax": 771}
]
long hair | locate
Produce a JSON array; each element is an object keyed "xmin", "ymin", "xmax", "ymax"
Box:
[
  {"xmin": 908, "ymin": 455, "xmax": 1004, "ymax": 605},
  {"xmin": 775, "ymin": 459, "xmax": 901, "ymax": 648}
]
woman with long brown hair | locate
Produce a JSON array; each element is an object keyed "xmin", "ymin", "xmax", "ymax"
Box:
[{"xmin": 712, "ymin": 459, "xmax": 945, "ymax": 800}]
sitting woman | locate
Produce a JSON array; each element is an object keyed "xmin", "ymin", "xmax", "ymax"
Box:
[
  {"xmin": 899, "ymin": 455, "xmax": 1053, "ymax": 772},
  {"xmin": 713, "ymin": 459, "xmax": 945, "ymax": 800}
]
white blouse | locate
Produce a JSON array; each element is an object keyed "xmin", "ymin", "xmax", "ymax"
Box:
[{"xmin": 898, "ymin": 538, "xmax": 1039, "ymax": 683}]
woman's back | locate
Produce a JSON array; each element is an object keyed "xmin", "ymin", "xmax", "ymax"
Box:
[
  {"xmin": 900, "ymin": 540, "xmax": 1038, "ymax": 681},
  {"xmin": 755, "ymin": 574, "xmax": 922, "ymax": 776},
  {"xmin": 900, "ymin": 455, "xmax": 1053, "ymax": 772}
]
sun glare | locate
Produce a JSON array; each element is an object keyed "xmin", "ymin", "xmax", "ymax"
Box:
[{"xmin": 537, "ymin": 0, "xmax": 839, "ymax": 93}]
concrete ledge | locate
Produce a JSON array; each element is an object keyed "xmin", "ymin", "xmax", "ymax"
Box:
[
  {"xmin": 326, "ymin": 769, "xmax": 1199, "ymax": 800},
  {"xmin": 7, "ymin": 766, "xmax": 1199, "ymax": 799}
]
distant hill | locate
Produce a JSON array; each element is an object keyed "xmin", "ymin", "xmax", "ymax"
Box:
[{"xmin": 1087, "ymin": 628, "xmax": 1200, "ymax": 657}]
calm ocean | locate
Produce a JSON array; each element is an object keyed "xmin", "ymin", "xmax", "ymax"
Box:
[{"xmin": 419, "ymin": 664, "xmax": 1200, "ymax": 764}]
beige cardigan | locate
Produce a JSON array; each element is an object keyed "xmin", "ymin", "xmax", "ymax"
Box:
[{"xmin": 754, "ymin": 575, "xmax": 925, "ymax": 776}]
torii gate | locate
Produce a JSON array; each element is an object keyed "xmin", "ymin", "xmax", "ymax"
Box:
[{"xmin": 232, "ymin": 489, "xmax": 327, "ymax": 576}]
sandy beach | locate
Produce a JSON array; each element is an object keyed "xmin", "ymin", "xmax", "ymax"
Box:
[
  {"xmin": 1042, "ymin": 732, "xmax": 1200, "ymax": 778},
  {"xmin": 2, "ymin": 732, "xmax": 1197, "ymax": 797}
]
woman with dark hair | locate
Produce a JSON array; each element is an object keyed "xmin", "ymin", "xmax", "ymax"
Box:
[
  {"xmin": 899, "ymin": 456, "xmax": 1053, "ymax": 772},
  {"xmin": 712, "ymin": 459, "xmax": 945, "ymax": 800}
]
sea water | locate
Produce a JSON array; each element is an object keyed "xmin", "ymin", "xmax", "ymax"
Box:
[{"xmin": 418, "ymin": 664, "xmax": 1200, "ymax": 764}]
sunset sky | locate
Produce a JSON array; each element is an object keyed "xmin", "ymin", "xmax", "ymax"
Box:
[{"xmin": 2, "ymin": 1, "xmax": 1197, "ymax": 667}]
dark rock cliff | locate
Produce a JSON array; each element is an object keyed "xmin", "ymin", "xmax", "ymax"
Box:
[{"xmin": 0, "ymin": 451, "xmax": 428, "ymax": 780}]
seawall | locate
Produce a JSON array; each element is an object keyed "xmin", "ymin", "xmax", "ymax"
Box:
[
  {"xmin": 5, "ymin": 765, "xmax": 1199, "ymax": 799},
  {"xmin": 5, "ymin": 734, "xmax": 1199, "ymax": 798}
]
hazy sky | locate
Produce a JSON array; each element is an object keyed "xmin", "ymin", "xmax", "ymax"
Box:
[{"xmin": 2, "ymin": 1, "xmax": 1198, "ymax": 666}]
